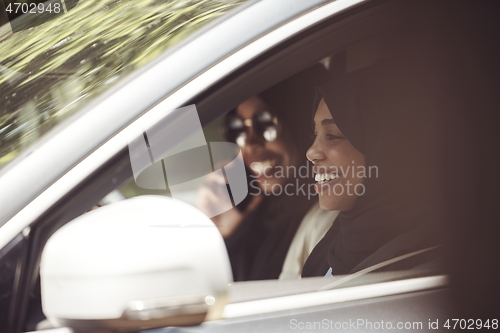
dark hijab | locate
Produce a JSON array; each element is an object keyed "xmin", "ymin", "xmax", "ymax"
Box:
[
  {"xmin": 225, "ymin": 64, "xmax": 331, "ymax": 281},
  {"xmin": 302, "ymin": 62, "xmax": 445, "ymax": 277},
  {"xmin": 259, "ymin": 64, "xmax": 331, "ymax": 157}
]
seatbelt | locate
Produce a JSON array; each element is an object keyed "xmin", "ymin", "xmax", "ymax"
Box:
[{"xmin": 318, "ymin": 245, "xmax": 441, "ymax": 291}]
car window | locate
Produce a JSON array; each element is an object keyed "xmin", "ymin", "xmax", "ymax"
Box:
[
  {"xmin": 115, "ymin": 17, "xmax": 452, "ymax": 283},
  {"xmin": 0, "ymin": 0, "xmax": 247, "ymax": 171}
]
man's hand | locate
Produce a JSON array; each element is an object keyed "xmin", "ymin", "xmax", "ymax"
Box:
[{"xmin": 196, "ymin": 171, "xmax": 261, "ymax": 238}]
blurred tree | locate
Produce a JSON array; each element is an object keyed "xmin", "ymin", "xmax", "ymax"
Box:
[{"xmin": 0, "ymin": 0, "xmax": 246, "ymax": 168}]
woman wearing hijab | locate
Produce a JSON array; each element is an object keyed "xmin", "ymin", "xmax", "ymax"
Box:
[
  {"xmin": 302, "ymin": 61, "xmax": 446, "ymax": 277},
  {"xmin": 198, "ymin": 64, "xmax": 332, "ymax": 281}
]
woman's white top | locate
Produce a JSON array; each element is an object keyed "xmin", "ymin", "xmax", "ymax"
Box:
[{"xmin": 279, "ymin": 203, "xmax": 338, "ymax": 279}]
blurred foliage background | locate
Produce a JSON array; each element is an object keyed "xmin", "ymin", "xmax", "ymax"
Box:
[{"xmin": 0, "ymin": 0, "xmax": 246, "ymax": 169}]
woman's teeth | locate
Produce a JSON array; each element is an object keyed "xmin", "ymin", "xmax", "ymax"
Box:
[
  {"xmin": 314, "ymin": 173, "xmax": 339, "ymax": 184},
  {"xmin": 250, "ymin": 160, "xmax": 275, "ymax": 174}
]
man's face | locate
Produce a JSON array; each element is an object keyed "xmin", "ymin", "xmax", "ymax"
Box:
[{"xmin": 235, "ymin": 96, "xmax": 298, "ymax": 194}]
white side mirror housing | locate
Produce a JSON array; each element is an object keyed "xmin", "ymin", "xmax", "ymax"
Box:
[{"xmin": 40, "ymin": 195, "xmax": 232, "ymax": 331}]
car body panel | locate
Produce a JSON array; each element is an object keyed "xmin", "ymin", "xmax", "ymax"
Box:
[{"xmin": 153, "ymin": 287, "xmax": 450, "ymax": 332}]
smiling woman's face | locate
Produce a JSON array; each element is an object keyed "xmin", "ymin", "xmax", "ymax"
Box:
[{"xmin": 307, "ymin": 98, "xmax": 366, "ymax": 211}]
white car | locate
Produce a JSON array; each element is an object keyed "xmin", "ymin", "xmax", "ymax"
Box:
[{"xmin": 0, "ymin": 0, "xmax": 499, "ymax": 332}]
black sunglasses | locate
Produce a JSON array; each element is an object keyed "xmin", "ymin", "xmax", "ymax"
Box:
[{"xmin": 225, "ymin": 110, "xmax": 280, "ymax": 147}]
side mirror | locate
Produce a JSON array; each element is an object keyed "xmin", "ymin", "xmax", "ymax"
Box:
[{"xmin": 40, "ymin": 195, "xmax": 232, "ymax": 332}]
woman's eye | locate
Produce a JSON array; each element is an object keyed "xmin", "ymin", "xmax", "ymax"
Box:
[{"xmin": 326, "ymin": 134, "xmax": 342, "ymax": 141}]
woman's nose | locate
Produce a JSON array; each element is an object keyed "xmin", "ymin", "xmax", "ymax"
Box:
[{"xmin": 306, "ymin": 138, "xmax": 325, "ymax": 163}]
